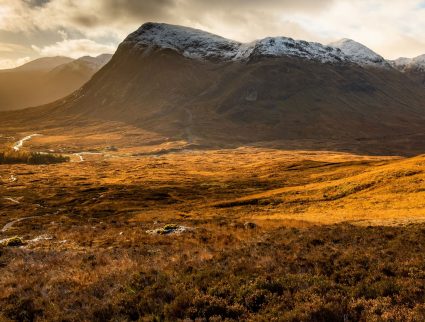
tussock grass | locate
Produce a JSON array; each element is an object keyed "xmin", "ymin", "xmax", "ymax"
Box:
[{"xmin": 1, "ymin": 224, "xmax": 425, "ymax": 321}]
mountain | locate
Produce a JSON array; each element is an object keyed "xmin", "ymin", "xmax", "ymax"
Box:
[
  {"xmin": 49, "ymin": 54, "xmax": 112, "ymax": 75},
  {"xmin": 10, "ymin": 56, "xmax": 74, "ymax": 72},
  {"xmin": 3, "ymin": 23, "xmax": 425, "ymax": 154},
  {"xmin": 391, "ymin": 55, "xmax": 425, "ymax": 71},
  {"xmin": 44, "ymin": 54, "xmax": 112, "ymax": 97},
  {"xmin": 328, "ymin": 39, "xmax": 390, "ymax": 67},
  {"xmin": 0, "ymin": 54, "xmax": 112, "ymax": 111},
  {"xmin": 390, "ymin": 55, "xmax": 425, "ymax": 85}
]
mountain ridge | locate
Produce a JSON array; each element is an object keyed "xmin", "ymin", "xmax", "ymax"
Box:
[
  {"xmin": 0, "ymin": 54, "xmax": 112, "ymax": 111},
  {"xmin": 125, "ymin": 22, "xmax": 392, "ymax": 67},
  {"xmin": 0, "ymin": 56, "xmax": 74, "ymax": 72}
]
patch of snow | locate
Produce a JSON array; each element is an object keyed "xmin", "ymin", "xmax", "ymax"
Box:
[{"xmin": 123, "ymin": 22, "xmax": 388, "ymax": 67}]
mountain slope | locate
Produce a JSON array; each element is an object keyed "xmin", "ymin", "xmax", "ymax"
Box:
[
  {"xmin": 3, "ymin": 23, "xmax": 425, "ymax": 154},
  {"xmin": 0, "ymin": 54, "xmax": 112, "ymax": 111}
]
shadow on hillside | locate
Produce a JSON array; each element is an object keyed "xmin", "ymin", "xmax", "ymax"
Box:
[{"xmin": 1, "ymin": 105, "xmax": 425, "ymax": 157}]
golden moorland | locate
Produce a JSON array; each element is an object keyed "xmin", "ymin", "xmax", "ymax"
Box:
[{"xmin": 1, "ymin": 128, "xmax": 425, "ymax": 321}]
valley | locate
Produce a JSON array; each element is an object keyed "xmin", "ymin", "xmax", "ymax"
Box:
[
  {"xmin": 2, "ymin": 21, "xmax": 425, "ymax": 321},
  {"xmin": 1, "ymin": 128, "xmax": 425, "ymax": 320}
]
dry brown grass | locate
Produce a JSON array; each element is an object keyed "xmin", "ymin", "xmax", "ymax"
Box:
[
  {"xmin": 1, "ymin": 223, "xmax": 425, "ymax": 321},
  {"xmin": 1, "ymin": 145, "xmax": 425, "ymax": 320}
]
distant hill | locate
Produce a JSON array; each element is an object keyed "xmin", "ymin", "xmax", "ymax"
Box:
[
  {"xmin": 0, "ymin": 54, "xmax": 112, "ymax": 111},
  {"xmin": 10, "ymin": 56, "xmax": 74, "ymax": 72}
]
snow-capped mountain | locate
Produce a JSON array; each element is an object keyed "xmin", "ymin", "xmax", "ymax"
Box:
[
  {"xmin": 390, "ymin": 55, "xmax": 425, "ymax": 72},
  {"xmin": 123, "ymin": 22, "xmax": 390, "ymax": 67},
  {"xmin": 328, "ymin": 38, "xmax": 390, "ymax": 67},
  {"xmin": 5, "ymin": 21, "xmax": 425, "ymax": 155}
]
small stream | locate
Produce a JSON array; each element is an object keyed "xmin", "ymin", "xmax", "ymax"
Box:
[
  {"xmin": 73, "ymin": 152, "xmax": 103, "ymax": 162},
  {"xmin": 13, "ymin": 134, "xmax": 42, "ymax": 151},
  {"xmin": 1, "ymin": 212, "xmax": 58, "ymax": 233}
]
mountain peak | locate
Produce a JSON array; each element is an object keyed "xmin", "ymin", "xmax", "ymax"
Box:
[
  {"xmin": 124, "ymin": 22, "xmax": 241, "ymax": 61},
  {"xmin": 329, "ymin": 38, "xmax": 389, "ymax": 67},
  {"xmin": 123, "ymin": 22, "xmax": 347, "ymax": 64},
  {"xmin": 76, "ymin": 54, "xmax": 112, "ymax": 68},
  {"xmin": 121, "ymin": 22, "xmax": 389, "ymax": 67},
  {"xmin": 391, "ymin": 54, "xmax": 425, "ymax": 71}
]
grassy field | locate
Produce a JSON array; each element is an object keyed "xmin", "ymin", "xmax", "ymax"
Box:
[{"xmin": 1, "ymin": 134, "xmax": 425, "ymax": 320}]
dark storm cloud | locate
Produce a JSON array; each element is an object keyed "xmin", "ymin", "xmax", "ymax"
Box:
[
  {"xmin": 101, "ymin": 0, "xmax": 176, "ymax": 19},
  {"xmin": 24, "ymin": 0, "xmax": 50, "ymax": 7},
  {"xmin": 71, "ymin": 14, "xmax": 100, "ymax": 28},
  {"xmin": 9, "ymin": 0, "xmax": 337, "ymax": 37},
  {"xmin": 69, "ymin": 0, "xmax": 176, "ymax": 28},
  {"xmin": 181, "ymin": 0, "xmax": 335, "ymax": 11},
  {"xmin": 65, "ymin": 0, "xmax": 334, "ymax": 29}
]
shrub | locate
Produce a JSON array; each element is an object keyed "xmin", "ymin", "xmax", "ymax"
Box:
[
  {"xmin": 188, "ymin": 294, "xmax": 246, "ymax": 320},
  {"xmin": 0, "ymin": 150, "xmax": 69, "ymax": 165}
]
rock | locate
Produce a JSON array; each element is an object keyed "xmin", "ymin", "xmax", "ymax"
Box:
[
  {"xmin": 146, "ymin": 224, "xmax": 192, "ymax": 235},
  {"xmin": 163, "ymin": 224, "xmax": 179, "ymax": 231},
  {"xmin": 244, "ymin": 222, "xmax": 257, "ymax": 229},
  {"xmin": 105, "ymin": 146, "xmax": 118, "ymax": 151},
  {"xmin": 0, "ymin": 236, "xmax": 25, "ymax": 247}
]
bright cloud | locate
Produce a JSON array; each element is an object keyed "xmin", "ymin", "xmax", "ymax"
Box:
[
  {"xmin": 0, "ymin": 56, "xmax": 30, "ymax": 69},
  {"xmin": 31, "ymin": 39, "xmax": 116, "ymax": 58}
]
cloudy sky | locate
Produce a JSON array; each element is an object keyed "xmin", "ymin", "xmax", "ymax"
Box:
[{"xmin": 1, "ymin": 0, "xmax": 425, "ymax": 68}]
